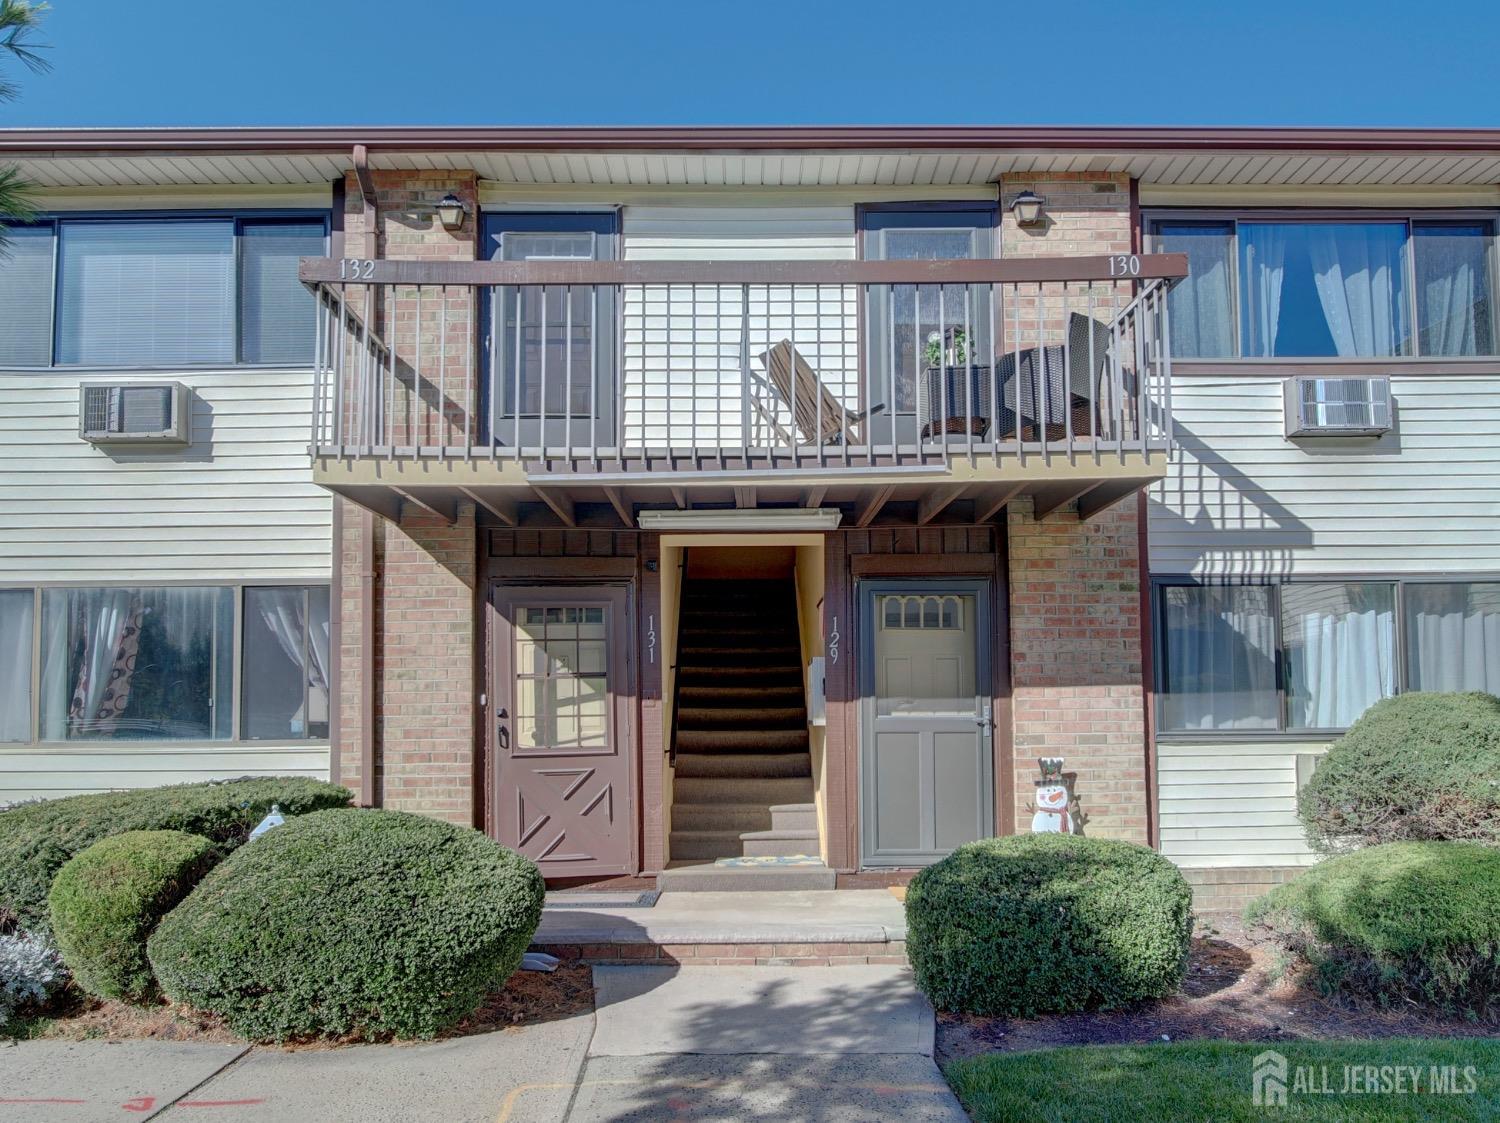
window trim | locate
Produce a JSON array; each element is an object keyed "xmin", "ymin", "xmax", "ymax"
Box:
[
  {"xmin": 0, "ymin": 209, "xmax": 330, "ymax": 372},
  {"xmin": 0, "ymin": 579, "xmax": 331, "ymax": 749},
  {"xmin": 1152, "ymin": 573, "xmax": 1500, "ymax": 741},
  {"xmin": 1145, "ymin": 207, "xmax": 1500, "ymax": 364}
]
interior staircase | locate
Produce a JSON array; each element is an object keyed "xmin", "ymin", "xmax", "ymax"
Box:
[{"xmin": 663, "ymin": 576, "xmax": 832, "ymax": 889}]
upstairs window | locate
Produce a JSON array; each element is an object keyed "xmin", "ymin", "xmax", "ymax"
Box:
[
  {"xmin": 1150, "ymin": 215, "xmax": 1496, "ymax": 359},
  {"xmin": 0, "ymin": 214, "xmax": 326, "ymax": 369}
]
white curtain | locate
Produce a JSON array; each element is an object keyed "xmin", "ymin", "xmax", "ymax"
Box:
[
  {"xmin": 1241, "ymin": 225, "xmax": 1288, "ymax": 357},
  {"xmin": 1307, "ymin": 224, "xmax": 1407, "ymax": 357},
  {"xmin": 1285, "ymin": 586, "xmax": 1396, "ymax": 729},
  {"xmin": 251, "ymin": 588, "xmax": 330, "ymax": 728},
  {"xmin": 1162, "ymin": 586, "xmax": 1279, "ymax": 731},
  {"xmin": 1159, "ymin": 224, "xmax": 1235, "ymax": 358},
  {"xmin": 1415, "ymin": 228, "xmax": 1486, "ymax": 357},
  {"xmin": 67, "ymin": 590, "xmax": 134, "ymax": 736},
  {"xmin": 1406, "ymin": 584, "xmax": 1500, "ymax": 693},
  {"xmin": 0, "ymin": 591, "xmax": 32, "ymax": 743}
]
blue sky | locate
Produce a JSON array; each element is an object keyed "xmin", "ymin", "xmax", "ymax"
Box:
[{"xmin": 4, "ymin": 0, "xmax": 1497, "ymax": 129}]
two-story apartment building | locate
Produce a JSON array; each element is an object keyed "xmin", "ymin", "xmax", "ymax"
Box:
[{"xmin": 2, "ymin": 126, "xmax": 1496, "ymax": 905}]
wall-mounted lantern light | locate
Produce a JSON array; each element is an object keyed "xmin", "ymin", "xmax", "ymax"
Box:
[
  {"xmin": 435, "ymin": 192, "xmax": 468, "ymax": 231},
  {"xmin": 1009, "ymin": 190, "xmax": 1047, "ymax": 228}
]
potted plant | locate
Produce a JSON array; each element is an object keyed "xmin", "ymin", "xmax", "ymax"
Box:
[{"xmin": 922, "ymin": 329, "xmax": 990, "ymax": 439}]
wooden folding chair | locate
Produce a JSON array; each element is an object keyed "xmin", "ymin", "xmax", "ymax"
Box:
[{"xmin": 756, "ymin": 340, "xmax": 883, "ymax": 446}]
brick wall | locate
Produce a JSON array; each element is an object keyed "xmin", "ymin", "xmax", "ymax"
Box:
[
  {"xmin": 1007, "ymin": 495, "xmax": 1148, "ymax": 844},
  {"xmin": 334, "ymin": 169, "xmax": 481, "ymax": 826},
  {"xmin": 1184, "ymin": 866, "xmax": 1302, "ymax": 914}
]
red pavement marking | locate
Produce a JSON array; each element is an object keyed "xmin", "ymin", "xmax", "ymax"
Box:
[
  {"xmin": 122, "ymin": 1096, "xmax": 157, "ymax": 1112},
  {"xmin": 178, "ymin": 1101, "xmax": 268, "ymax": 1108}
]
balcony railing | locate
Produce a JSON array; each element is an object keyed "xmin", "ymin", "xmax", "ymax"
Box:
[{"xmin": 302, "ymin": 254, "xmax": 1187, "ymax": 475}]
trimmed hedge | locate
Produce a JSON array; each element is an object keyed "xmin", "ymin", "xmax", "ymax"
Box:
[
  {"xmin": 48, "ymin": 831, "xmax": 220, "ymax": 1003},
  {"xmin": 148, "ymin": 808, "xmax": 545, "ymax": 1042},
  {"xmin": 1298, "ymin": 692, "xmax": 1500, "ymax": 852},
  {"xmin": 906, "ymin": 834, "xmax": 1193, "ymax": 1016},
  {"xmin": 0, "ymin": 778, "xmax": 351, "ymax": 936},
  {"xmin": 1247, "ymin": 841, "xmax": 1500, "ymax": 1021}
]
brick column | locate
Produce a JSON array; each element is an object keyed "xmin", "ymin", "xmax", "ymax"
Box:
[
  {"xmin": 1007, "ymin": 496, "xmax": 1148, "ymax": 844},
  {"xmin": 334, "ymin": 169, "xmax": 482, "ymax": 827}
]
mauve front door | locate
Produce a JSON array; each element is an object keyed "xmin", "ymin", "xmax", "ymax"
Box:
[{"xmin": 491, "ymin": 584, "xmax": 636, "ymax": 877}]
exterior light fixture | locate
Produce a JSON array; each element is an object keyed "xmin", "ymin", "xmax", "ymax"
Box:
[
  {"xmin": 1009, "ymin": 190, "xmax": 1046, "ymax": 227},
  {"xmin": 435, "ymin": 192, "xmax": 467, "ymax": 231}
]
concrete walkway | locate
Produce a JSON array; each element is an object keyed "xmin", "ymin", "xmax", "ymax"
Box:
[
  {"xmin": 535, "ymin": 888, "xmax": 907, "ymax": 945},
  {"xmin": 568, "ymin": 965, "xmax": 968, "ymax": 1121},
  {"xmin": 0, "ymin": 964, "xmax": 966, "ymax": 1122}
]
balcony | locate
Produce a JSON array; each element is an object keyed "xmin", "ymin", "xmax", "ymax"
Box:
[{"xmin": 301, "ymin": 253, "xmax": 1186, "ymax": 526}]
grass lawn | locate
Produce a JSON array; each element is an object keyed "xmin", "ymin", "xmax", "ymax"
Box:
[{"xmin": 945, "ymin": 1039, "xmax": 1500, "ymax": 1123}]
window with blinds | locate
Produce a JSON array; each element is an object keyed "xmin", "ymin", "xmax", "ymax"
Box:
[{"xmin": 0, "ymin": 213, "xmax": 326, "ymax": 369}]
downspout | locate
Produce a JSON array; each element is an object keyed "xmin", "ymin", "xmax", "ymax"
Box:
[{"xmin": 360, "ymin": 507, "xmax": 376, "ymax": 807}]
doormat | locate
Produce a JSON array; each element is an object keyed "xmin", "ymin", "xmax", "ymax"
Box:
[
  {"xmin": 713, "ymin": 855, "xmax": 824, "ymax": 868},
  {"xmin": 544, "ymin": 890, "xmax": 660, "ymax": 909}
]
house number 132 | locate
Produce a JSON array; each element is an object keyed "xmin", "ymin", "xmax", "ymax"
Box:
[{"xmin": 339, "ymin": 258, "xmax": 376, "ymax": 280}]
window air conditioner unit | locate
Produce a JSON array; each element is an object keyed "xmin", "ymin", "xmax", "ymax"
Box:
[
  {"xmin": 1283, "ymin": 375, "xmax": 1392, "ymax": 438},
  {"xmin": 78, "ymin": 383, "xmax": 192, "ymax": 446}
]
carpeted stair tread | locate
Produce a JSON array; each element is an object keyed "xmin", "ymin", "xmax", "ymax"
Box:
[
  {"xmin": 671, "ymin": 803, "xmax": 775, "ymax": 832},
  {"xmin": 673, "ymin": 752, "xmax": 812, "ymax": 779},
  {"xmin": 672, "ymin": 775, "xmax": 814, "ymax": 805},
  {"xmin": 675, "ymin": 728, "xmax": 809, "ymax": 754},
  {"xmin": 676, "ymin": 705, "xmax": 806, "ymax": 728}
]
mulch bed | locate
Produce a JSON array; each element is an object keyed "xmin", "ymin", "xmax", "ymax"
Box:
[
  {"xmin": 936, "ymin": 912, "xmax": 1496, "ymax": 1065},
  {"xmin": 19, "ymin": 964, "xmax": 596, "ymax": 1048}
]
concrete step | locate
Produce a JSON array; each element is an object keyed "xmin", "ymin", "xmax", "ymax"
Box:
[
  {"xmin": 673, "ymin": 752, "xmax": 812, "ymax": 779},
  {"xmin": 669, "ymin": 830, "xmax": 745, "ymax": 861},
  {"xmin": 656, "ymin": 863, "xmax": 838, "ymax": 892},
  {"xmin": 673, "ymin": 775, "xmax": 814, "ymax": 806},
  {"xmin": 769, "ymin": 803, "xmax": 817, "ymax": 832},
  {"xmin": 739, "ymin": 828, "xmax": 820, "ymax": 858},
  {"xmin": 676, "ymin": 728, "xmax": 809, "ymax": 754},
  {"xmin": 670, "ymin": 802, "xmax": 774, "ymax": 832},
  {"xmin": 676, "ymin": 705, "xmax": 806, "ymax": 729}
]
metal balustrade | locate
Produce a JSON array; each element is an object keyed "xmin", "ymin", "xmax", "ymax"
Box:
[{"xmin": 304, "ymin": 254, "xmax": 1186, "ymax": 475}]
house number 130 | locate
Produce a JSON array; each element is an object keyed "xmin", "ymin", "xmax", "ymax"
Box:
[{"xmin": 1108, "ymin": 254, "xmax": 1141, "ymax": 277}]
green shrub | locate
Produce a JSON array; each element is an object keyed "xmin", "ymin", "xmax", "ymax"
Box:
[
  {"xmin": 148, "ymin": 808, "xmax": 545, "ymax": 1042},
  {"xmin": 1298, "ymin": 692, "xmax": 1500, "ymax": 852},
  {"xmin": 47, "ymin": 831, "xmax": 220, "ymax": 1004},
  {"xmin": 1247, "ymin": 841, "xmax": 1500, "ymax": 1020},
  {"xmin": 0, "ymin": 778, "xmax": 351, "ymax": 937},
  {"xmin": 905, "ymin": 834, "xmax": 1193, "ymax": 1016}
]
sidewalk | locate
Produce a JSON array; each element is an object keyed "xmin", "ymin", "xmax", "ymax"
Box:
[
  {"xmin": 533, "ymin": 888, "xmax": 910, "ymax": 967},
  {"xmin": 0, "ymin": 963, "xmax": 965, "ymax": 1122}
]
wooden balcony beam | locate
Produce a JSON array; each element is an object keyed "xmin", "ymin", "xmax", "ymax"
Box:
[{"xmin": 302, "ymin": 253, "xmax": 1189, "ymax": 288}]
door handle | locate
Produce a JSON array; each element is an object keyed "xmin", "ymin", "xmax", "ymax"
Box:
[{"xmin": 496, "ymin": 707, "xmax": 510, "ymax": 750}]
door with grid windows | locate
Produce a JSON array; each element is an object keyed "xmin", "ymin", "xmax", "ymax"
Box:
[
  {"xmin": 860, "ymin": 580, "xmax": 994, "ymax": 865},
  {"xmin": 492, "ymin": 586, "xmax": 635, "ymax": 877}
]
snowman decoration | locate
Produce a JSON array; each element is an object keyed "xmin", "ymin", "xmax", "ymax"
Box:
[{"xmin": 1031, "ymin": 757, "xmax": 1074, "ymax": 834}]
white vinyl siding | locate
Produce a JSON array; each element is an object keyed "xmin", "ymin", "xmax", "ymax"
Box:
[
  {"xmin": 0, "ymin": 744, "xmax": 329, "ymax": 804},
  {"xmin": 1149, "ymin": 375, "xmax": 1500, "ymax": 575},
  {"xmin": 1157, "ymin": 741, "xmax": 1327, "ymax": 868},
  {"xmin": 0, "ymin": 369, "xmax": 330, "ymax": 582},
  {"xmin": 620, "ymin": 205, "xmax": 857, "ymax": 448}
]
